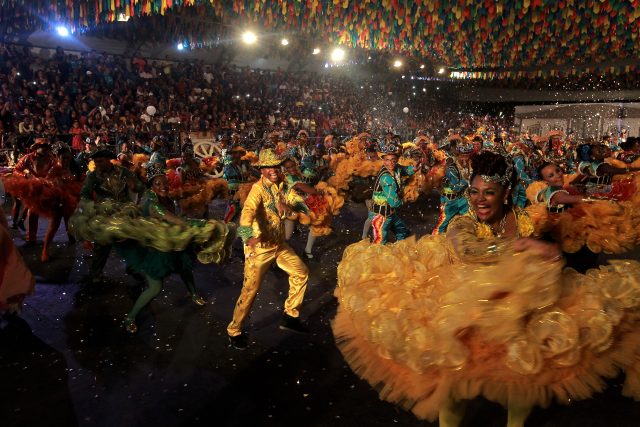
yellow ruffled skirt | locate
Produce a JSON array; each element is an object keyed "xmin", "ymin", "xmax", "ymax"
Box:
[
  {"xmin": 333, "ymin": 237, "xmax": 640, "ymax": 421},
  {"xmin": 527, "ymin": 200, "xmax": 640, "ymax": 253}
]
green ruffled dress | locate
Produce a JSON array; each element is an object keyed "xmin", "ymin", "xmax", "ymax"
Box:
[{"xmin": 115, "ymin": 191, "xmax": 195, "ymax": 280}]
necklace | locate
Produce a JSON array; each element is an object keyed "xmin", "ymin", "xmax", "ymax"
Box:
[{"xmin": 490, "ymin": 212, "xmax": 508, "ymax": 237}]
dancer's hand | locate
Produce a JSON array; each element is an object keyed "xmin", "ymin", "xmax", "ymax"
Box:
[{"xmin": 513, "ymin": 238, "xmax": 562, "ymax": 262}]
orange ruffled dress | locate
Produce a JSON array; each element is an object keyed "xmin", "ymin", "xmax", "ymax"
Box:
[
  {"xmin": 332, "ymin": 211, "xmax": 640, "ymax": 422},
  {"xmin": 2, "ymin": 167, "xmax": 83, "ymax": 219},
  {"xmin": 285, "ymin": 179, "xmax": 345, "ymax": 237},
  {"xmin": 526, "ymin": 180, "xmax": 640, "ymax": 253},
  {"xmin": 166, "ymin": 168, "xmax": 228, "ymax": 217}
]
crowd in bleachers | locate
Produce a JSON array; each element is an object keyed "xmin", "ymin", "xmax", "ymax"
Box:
[{"xmin": 0, "ymin": 42, "xmax": 515, "ymax": 160}]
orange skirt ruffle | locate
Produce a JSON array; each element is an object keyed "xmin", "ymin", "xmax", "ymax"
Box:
[{"xmin": 3, "ymin": 175, "xmax": 81, "ymax": 218}]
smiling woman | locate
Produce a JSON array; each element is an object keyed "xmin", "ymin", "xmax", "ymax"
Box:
[
  {"xmin": 467, "ymin": 151, "xmax": 517, "ymax": 237},
  {"xmin": 332, "ymin": 149, "xmax": 640, "ymax": 427}
]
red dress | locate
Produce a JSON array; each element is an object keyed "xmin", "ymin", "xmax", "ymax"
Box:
[{"xmin": 70, "ymin": 126, "xmax": 84, "ymax": 151}]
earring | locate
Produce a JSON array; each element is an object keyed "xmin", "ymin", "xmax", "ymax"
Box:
[{"xmin": 504, "ymin": 198, "xmax": 509, "ymax": 205}]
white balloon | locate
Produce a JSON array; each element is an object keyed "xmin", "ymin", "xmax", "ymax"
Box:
[
  {"xmin": 403, "ymin": 107, "xmax": 409, "ymax": 113},
  {"xmin": 146, "ymin": 106, "xmax": 157, "ymax": 116}
]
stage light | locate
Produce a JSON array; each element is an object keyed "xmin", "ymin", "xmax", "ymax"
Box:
[
  {"xmin": 56, "ymin": 26, "xmax": 70, "ymax": 37},
  {"xmin": 176, "ymin": 43, "xmax": 185, "ymax": 51},
  {"xmin": 242, "ymin": 31, "xmax": 257, "ymax": 45},
  {"xmin": 401, "ymin": 75, "xmax": 405, "ymax": 79},
  {"xmin": 312, "ymin": 48, "xmax": 321, "ymax": 55},
  {"xmin": 438, "ymin": 67, "xmax": 445, "ymax": 74},
  {"xmin": 281, "ymin": 38, "xmax": 289, "ymax": 46},
  {"xmin": 420, "ymin": 64, "xmax": 425, "ymax": 69},
  {"xmin": 330, "ymin": 48, "xmax": 345, "ymax": 62},
  {"xmin": 393, "ymin": 60, "xmax": 402, "ymax": 68}
]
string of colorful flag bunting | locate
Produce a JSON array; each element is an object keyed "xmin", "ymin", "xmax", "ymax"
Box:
[{"xmin": 1, "ymin": 0, "xmax": 638, "ymax": 72}]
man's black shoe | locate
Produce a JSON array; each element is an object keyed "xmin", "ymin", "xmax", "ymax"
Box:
[
  {"xmin": 279, "ymin": 314, "xmax": 309, "ymax": 334},
  {"xmin": 228, "ymin": 333, "xmax": 248, "ymax": 350}
]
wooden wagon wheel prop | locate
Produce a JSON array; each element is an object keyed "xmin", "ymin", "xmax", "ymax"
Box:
[{"xmin": 193, "ymin": 140, "xmax": 224, "ymax": 178}]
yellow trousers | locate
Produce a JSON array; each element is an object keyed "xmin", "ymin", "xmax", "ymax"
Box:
[{"xmin": 227, "ymin": 242, "xmax": 309, "ymax": 337}]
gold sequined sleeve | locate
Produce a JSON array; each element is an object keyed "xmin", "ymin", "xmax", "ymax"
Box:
[
  {"xmin": 237, "ymin": 182, "xmax": 262, "ymax": 242},
  {"xmin": 446, "ymin": 215, "xmax": 511, "ymax": 263}
]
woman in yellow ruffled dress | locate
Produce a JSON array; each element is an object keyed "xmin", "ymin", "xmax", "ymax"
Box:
[
  {"xmin": 333, "ymin": 150, "xmax": 640, "ymax": 427},
  {"xmin": 526, "ymin": 157, "xmax": 640, "ymax": 258}
]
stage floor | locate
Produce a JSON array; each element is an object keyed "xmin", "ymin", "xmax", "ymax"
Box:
[{"xmin": 3, "ymin": 196, "xmax": 640, "ymax": 427}]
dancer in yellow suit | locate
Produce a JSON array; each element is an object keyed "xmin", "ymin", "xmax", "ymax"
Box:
[{"xmin": 227, "ymin": 149, "xmax": 309, "ymax": 349}]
